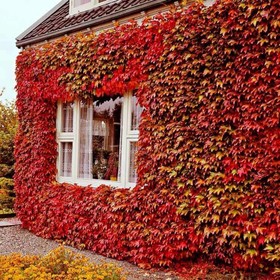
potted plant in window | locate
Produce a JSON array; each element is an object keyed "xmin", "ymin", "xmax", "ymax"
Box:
[{"xmin": 110, "ymin": 165, "xmax": 118, "ymax": 181}]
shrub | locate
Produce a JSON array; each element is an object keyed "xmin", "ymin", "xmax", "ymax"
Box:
[
  {"xmin": 0, "ymin": 92, "xmax": 16, "ymax": 215},
  {"xmin": 0, "ymin": 246, "xmax": 126, "ymax": 280},
  {"xmin": 0, "ymin": 177, "xmax": 14, "ymax": 190},
  {"xmin": 0, "ymin": 93, "xmax": 17, "ymax": 167},
  {"xmin": 0, "ymin": 164, "xmax": 14, "ymax": 178},
  {"xmin": 0, "ymin": 177, "xmax": 15, "ymax": 215}
]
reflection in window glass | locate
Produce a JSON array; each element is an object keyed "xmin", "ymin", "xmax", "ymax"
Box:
[
  {"xmin": 129, "ymin": 141, "xmax": 137, "ymax": 183},
  {"xmin": 62, "ymin": 102, "xmax": 74, "ymax": 132},
  {"xmin": 79, "ymin": 97, "xmax": 123, "ymax": 181},
  {"xmin": 73, "ymin": 0, "xmax": 90, "ymax": 7},
  {"xmin": 61, "ymin": 142, "xmax": 73, "ymax": 177}
]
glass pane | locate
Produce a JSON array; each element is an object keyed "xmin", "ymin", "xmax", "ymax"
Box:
[
  {"xmin": 62, "ymin": 102, "xmax": 74, "ymax": 132},
  {"xmin": 79, "ymin": 102, "xmax": 93, "ymax": 178},
  {"xmin": 131, "ymin": 95, "xmax": 143, "ymax": 131},
  {"xmin": 129, "ymin": 141, "xmax": 138, "ymax": 183},
  {"xmin": 74, "ymin": 0, "xmax": 91, "ymax": 7},
  {"xmin": 61, "ymin": 142, "xmax": 73, "ymax": 177},
  {"xmin": 79, "ymin": 97, "xmax": 123, "ymax": 181}
]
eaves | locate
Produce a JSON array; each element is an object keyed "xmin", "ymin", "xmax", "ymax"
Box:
[{"xmin": 16, "ymin": 0, "xmax": 175, "ymax": 49}]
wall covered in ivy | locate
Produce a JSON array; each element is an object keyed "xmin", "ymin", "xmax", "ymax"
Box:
[{"xmin": 15, "ymin": 0, "xmax": 280, "ymax": 273}]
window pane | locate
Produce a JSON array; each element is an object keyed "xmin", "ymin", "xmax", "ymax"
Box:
[
  {"xmin": 62, "ymin": 102, "xmax": 74, "ymax": 132},
  {"xmin": 129, "ymin": 141, "xmax": 138, "ymax": 183},
  {"xmin": 79, "ymin": 102, "xmax": 93, "ymax": 178},
  {"xmin": 131, "ymin": 95, "xmax": 143, "ymax": 131},
  {"xmin": 61, "ymin": 142, "xmax": 73, "ymax": 177},
  {"xmin": 79, "ymin": 97, "xmax": 123, "ymax": 181},
  {"xmin": 74, "ymin": 0, "xmax": 91, "ymax": 7}
]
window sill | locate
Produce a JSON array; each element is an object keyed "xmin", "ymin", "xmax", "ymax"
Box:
[{"xmin": 57, "ymin": 177, "xmax": 136, "ymax": 189}]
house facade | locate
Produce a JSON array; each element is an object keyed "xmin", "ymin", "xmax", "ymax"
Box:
[
  {"xmin": 15, "ymin": 0, "xmax": 279, "ymax": 272},
  {"xmin": 17, "ymin": 0, "xmax": 182, "ymax": 189}
]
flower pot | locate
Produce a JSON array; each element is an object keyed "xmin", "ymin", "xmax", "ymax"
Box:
[{"xmin": 110, "ymin": 176, "xmax": 117, "ymax": 181}]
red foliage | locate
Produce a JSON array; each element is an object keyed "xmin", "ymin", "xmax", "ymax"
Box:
[{"xmin": 15, "ymin": 0, "xmax": 280, "ymax": 273}]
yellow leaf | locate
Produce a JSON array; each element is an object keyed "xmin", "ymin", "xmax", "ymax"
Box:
[
  {"xmin": 251, "ymin": 17, "xmax": 259, "ymax": 26},
  {"xmin": 245, "ymin": 249, "xmax": 258, "ymax": 258},
  {"xmin": 220, "ymin": 28, "xmax": 227, "ymax": 35}
]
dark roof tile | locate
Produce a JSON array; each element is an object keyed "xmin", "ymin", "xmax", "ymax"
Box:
[{"xmin": 17, "ymin": 0, "xmax": 174, "ymax": 47}]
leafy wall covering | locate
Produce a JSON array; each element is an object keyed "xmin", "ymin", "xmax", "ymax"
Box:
[{"xmin": 15, "ymin": 0, "xmax": 280, "ymax": 273}]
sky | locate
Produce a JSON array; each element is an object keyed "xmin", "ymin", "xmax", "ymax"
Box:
[{"xmin": 0, "ymin": 0, "xmax": 61, "ymax": 101}]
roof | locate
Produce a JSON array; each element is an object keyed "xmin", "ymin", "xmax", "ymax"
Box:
[{"xmin": 16, "ymin": 0, "xmax": 175, "ymax": 48}]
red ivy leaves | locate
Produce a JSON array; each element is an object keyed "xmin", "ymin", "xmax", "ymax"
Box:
[{"xmin": 15, "ymin": 0, "xmax": 280, "ymax": 274}]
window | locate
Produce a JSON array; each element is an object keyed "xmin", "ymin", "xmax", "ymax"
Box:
[
  {"xmin": 204, "ymin": 0, "xmax": 215, "ymax": 7},
  {"xmin": 73, "ymin": 0, "xmax": 91, "ymax": 7},
  {"xmin": 57, "ymin": 93, "xmax": 142, "ymax": 188},
  {"xmin": 70, "ymin": 0, "xmax": 115, "ymax": 15}
]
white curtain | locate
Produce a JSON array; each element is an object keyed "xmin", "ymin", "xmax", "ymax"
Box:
[
  {"xmin": 62, "ymin": 103, "xmax": 73, "ymax": 132},
  {"xmin": 128, "ymin": 141, "xmax": 137, "ymax": 183},
  {"xmin": 79, "ymin": 103, "xmax": 93, "ymax": 178},
  {"xmin": 61, "ymin": 142, "xmax": 72, "ymax": 177},
  {"xmin": 131, "ymin": 96, "xmax": 143, "ymax": 131},
  {"xmin": 61, "ymin": 103, "xmax": 74, "ymax": 177},
  {"xmin": 117, "ymin": 107, "xmax": 123, "ymax": 180}
]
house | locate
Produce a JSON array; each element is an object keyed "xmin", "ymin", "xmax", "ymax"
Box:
[{"xmin": 15, "ymin": 0, "xmax": 279, "ymax": 272}]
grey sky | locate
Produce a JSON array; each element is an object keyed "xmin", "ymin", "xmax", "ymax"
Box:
[{"xmin": 0, "ymin": 0, "xmax": 60, "ymax": 101}]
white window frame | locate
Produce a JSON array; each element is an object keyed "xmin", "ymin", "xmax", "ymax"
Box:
[
  {"xmin": 56, "ymin": 93, "xmax": 140, "ymax": 188},
  {"xmin": 122, "ymin": 94, "xmax": 139, "ymax": 188},
  {"xmin": 69, "ymin": 0, "xmax": 117, "ymax": 16}
]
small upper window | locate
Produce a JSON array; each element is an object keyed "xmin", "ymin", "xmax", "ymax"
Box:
[
  {"xmin": 204, "ymin": 0, "xmax": 215, "ymax": 7},
  {"xmin": 73, "ymin": 0, "xmax": 91, "ymax": 8},
  {"xmin": 70, "ymin": 0, "xmax": 114, "ymax": 15}
]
